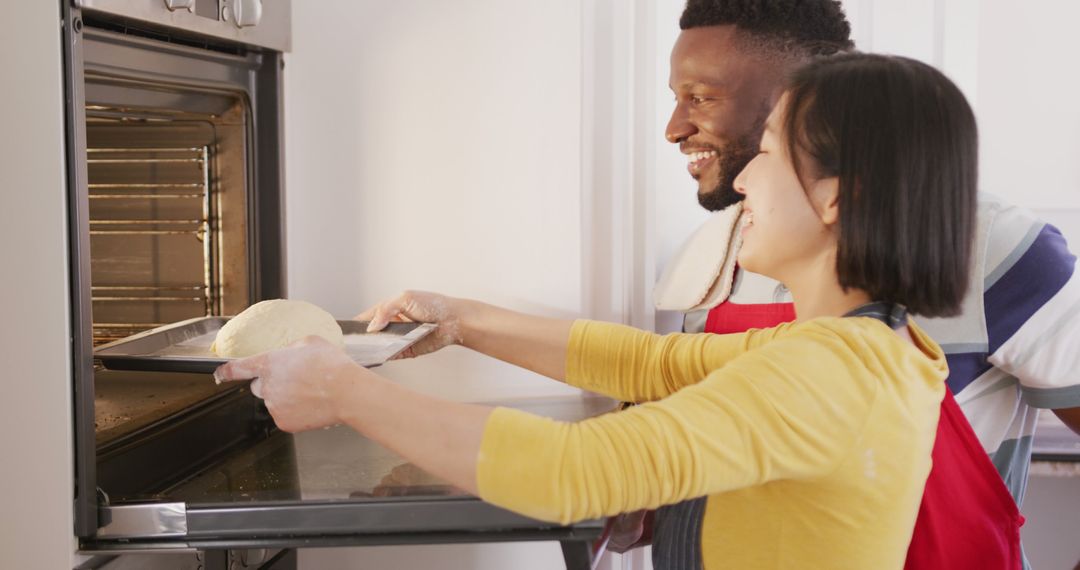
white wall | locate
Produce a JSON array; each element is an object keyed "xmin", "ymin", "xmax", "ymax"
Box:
[
  {"xmin": 284, "ymin": 0, "xmax": 588, "ymax": 402},
  {"xmin": 0, "ymin": 2, "xmax": 77, "ymax": 568},
  {"xmin": 976, "ymin": 0, "xmax": 1080, "ymax": 259},
  {"xmin": 285, "ymin": 1, "xmax": 592, "ymax": 568},
  {"xmin": 978, "ymin": 2, "xmax": 1080, "ymax": 213}
]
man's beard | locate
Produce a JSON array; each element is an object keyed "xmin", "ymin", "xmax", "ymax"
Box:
[{"xmin": 697, "ymin": 136, "xmax": 759, "ymax": 212}]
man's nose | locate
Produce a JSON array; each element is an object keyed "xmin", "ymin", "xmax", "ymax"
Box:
[{"xmin": 665, "ymin": 104, "xmax": 695, "ymax": 144}]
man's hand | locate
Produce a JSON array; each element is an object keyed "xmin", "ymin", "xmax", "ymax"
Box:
[{"xmin": 1053, "ymin": 407, "xmax": 1080, "ymax": 437}]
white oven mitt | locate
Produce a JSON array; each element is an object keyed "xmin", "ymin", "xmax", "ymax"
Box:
[{"xmin": 653, "ymin": 203, "xmax": 744, "ymax": 312}]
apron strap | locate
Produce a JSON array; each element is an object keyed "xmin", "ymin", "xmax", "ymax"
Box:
[{"xmin": 843, "ymin": 301, "xmax": 908, "ymax": 330}]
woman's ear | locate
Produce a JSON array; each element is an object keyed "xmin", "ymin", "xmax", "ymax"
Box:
[{"xmin": 809, "ymin": 176, "xmax": 840, "ymax": 226}]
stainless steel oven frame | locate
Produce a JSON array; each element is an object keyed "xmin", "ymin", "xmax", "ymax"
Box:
[{"xmin": 63, "ymin": 1, "xmax": 287, "ymax": 538}]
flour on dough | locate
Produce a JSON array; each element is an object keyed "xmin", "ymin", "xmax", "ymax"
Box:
[{"xmin": 212, "ymin": 299, "xmax": 344, "ymax": 357}]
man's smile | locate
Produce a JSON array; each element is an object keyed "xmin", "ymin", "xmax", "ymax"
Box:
[{"xmin": 685, "ymin": 149, "xmax": 718, "ymax": 177}]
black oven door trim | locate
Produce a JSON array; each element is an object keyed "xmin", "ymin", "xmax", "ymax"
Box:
[
  {"xmin": 64, "ymin": 3, "xmax": 287, "ymax": 538},
  {"xmin": 63, "ymin": 0, "xmax": 99, "ymax": 538},
  {"xmin": 84, "ymin": 499, "xmax": 604, "ymax": 553}
]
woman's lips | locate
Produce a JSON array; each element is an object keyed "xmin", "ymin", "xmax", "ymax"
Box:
[{"xmin": 740, "ymin": 210, "xmax": 754, "ymax": 235}]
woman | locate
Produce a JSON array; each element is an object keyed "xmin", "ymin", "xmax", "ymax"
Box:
[{"xmin": 215, "ymin": 54, "xmax": 978, "ymax": 569}]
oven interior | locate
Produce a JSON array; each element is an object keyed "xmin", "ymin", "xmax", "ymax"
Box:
[
  {"xmin": 86, "ymin": 81, "xmax": 251, "ymax": 346},
  {"xmin": 86, "ymin": 80, "xmax": 272, "ymax": 502}
]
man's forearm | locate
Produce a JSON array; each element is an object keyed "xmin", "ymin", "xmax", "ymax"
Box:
[{"xmin": 1053, "ymin": 406, "xmax": 1080, "ymax": 437}]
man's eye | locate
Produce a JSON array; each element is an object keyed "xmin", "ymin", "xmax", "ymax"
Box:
[{"xmin": 691, "ymin": 96, "xmax": 708, "ymax": 104}]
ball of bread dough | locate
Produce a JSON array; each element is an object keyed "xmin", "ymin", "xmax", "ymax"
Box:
[{"xmin": 212, "ymin": 299, "xmax": 344, "ymax": 357}]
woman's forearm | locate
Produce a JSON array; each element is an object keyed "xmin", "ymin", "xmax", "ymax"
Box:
[{"xmin": 457, "ymin": 299, "xmax": 576, "ymax": 382}]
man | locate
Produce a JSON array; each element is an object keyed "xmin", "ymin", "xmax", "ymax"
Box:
[{"xmin": 649, "ymin": 0, "xmax": 1080, "ymax": 565}]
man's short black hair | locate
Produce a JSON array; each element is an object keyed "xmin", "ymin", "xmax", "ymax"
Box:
[
  {"xmin": 783, "ymin": 53, "xmax": 978, "ymax": 317},
  {"xmin": 680, "ymin": 0, "xmax": 854, "ymax": 57}
]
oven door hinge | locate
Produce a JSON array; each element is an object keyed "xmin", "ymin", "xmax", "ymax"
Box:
[{"xmin": 95, "ymin": 487, "xmax": 110, "ymax": 527}]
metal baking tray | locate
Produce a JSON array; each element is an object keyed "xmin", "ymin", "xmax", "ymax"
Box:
[{"xmin": 94, "ymin": 317, "xmax": 437, "ymax": 374}]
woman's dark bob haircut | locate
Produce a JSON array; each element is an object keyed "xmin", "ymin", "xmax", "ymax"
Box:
[{"xmin": 783, "ymin": 53, "xmax": 978, "ymax": 317}]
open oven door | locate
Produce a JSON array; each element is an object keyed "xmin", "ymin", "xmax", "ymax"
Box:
[{"xmin": 85, "ymin": 394, "xmax": 612, "ymax": 555}]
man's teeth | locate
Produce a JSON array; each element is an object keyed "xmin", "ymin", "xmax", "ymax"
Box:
[{"xmin": 689, "ymin": 150, "xmax": 717, "ymax": 164}]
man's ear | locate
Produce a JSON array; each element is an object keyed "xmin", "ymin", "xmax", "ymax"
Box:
[{"xmin": 809, "ymin": 176, "xmax": 840, "ymax": 226}]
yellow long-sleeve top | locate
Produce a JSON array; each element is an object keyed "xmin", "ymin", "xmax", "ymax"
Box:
[{"xmin": 476, "ymin": 317, "xmax": 947, "ymax": 569}]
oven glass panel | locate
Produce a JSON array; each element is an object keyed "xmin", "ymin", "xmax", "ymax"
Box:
[{"xmin": 104, "ymin": 396, "xmax": 616, "ymax": 505}]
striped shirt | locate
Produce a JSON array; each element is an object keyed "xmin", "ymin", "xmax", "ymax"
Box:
[{"xmin": 684, "ymin": 194, "xmax": 1080, "ymax": 506}]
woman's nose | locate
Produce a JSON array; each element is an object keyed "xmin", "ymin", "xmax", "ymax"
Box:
[{"xmin": 733, "ymin": 164, "xmax": 750, "ymax": 196}]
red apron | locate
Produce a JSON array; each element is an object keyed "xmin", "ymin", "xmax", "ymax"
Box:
[
  {"xmin": 905, "ymin": 387, "xmax": 1025, "ymax": 569},
  {"xmin": 601, "ymin": 298, "xmax": 1024, "ymax": 569}
]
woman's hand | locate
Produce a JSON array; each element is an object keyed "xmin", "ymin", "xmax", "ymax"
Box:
[
  {"xmin": 213, "ymin": 334, "xmax": 490, "ymax": 496},
  {"xmin": 212, "ymin": 336, "xmax": 367, "ymax": 433},
  {"xmin": 356, "ymin": 290, "xmax": 469, "ymax": 359},
  {"xmin": 360, "ymin": 290, "xmax": 576, "ymax": 380}
]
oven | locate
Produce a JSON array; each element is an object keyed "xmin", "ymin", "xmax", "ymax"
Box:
[
  {"xmin": 66, "ymin": 1, "xmax": 289, "ymax": 566},
  {"xmin": 65, "ymin": 3, "xmax": 609, "ymax": 569}
]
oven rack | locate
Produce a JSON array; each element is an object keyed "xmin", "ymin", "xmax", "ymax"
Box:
[{"xmin": 87, "ymin": 144, "xmax": 217, "ymax": 345}]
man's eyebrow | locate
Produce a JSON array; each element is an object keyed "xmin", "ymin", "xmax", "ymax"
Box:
[{"xmin": 669, "ymin": 79, "xmax": 729, "ymax": 91}]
